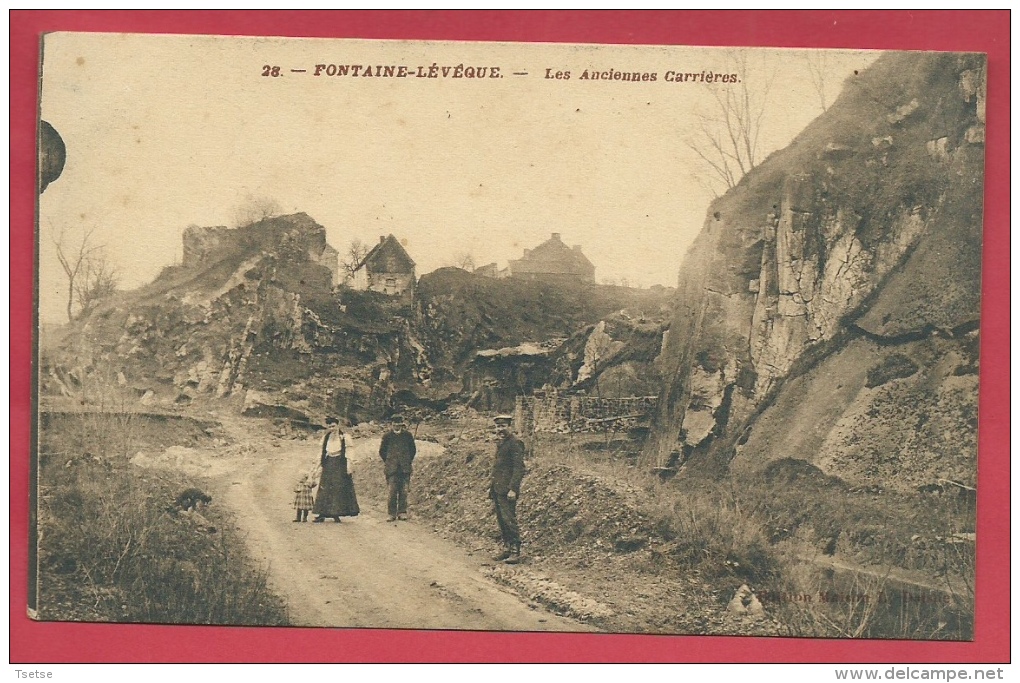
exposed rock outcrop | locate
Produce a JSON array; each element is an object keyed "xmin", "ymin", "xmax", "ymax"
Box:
[
  {"xmin": 414, "ymin": 267, "xmax": 673, "ymax": 390},
  {"xmin": 43, "ymin": 217, "xmax": 675, "ymax": 425},
  {"xmin": 646, "ymin": 52, "xmax": 984, "ymax": 493},
  {"xmin": 43, "ymin": 214, "xmax": 422, "ymax": 423}
]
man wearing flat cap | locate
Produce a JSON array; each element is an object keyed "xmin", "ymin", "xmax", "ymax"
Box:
[
  {"xmin": 379, "ymin": 415, "xmax": 416, "ymax": 521},
  {"xmin": 489, "ymin": 414, "xmax": 527, "ymax": 564}
]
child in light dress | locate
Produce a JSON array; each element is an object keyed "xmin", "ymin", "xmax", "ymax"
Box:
[{"xmin": 292, "ymin": 466, "xmax": 318, "ymax": 522}]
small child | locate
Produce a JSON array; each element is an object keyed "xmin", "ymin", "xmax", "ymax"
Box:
[{"xmin": 292, "ymin": 469, "xmax": 317, "ymax": 522}]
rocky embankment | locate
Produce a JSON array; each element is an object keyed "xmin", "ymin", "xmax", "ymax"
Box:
[
  {"xmin": 43, "ymin": 218, "xmax": 674, "ymax": 427},
  {"xmin": 647, "ymin": 52, "xmax": 984, "ymax": 494},
  {"xmin": 42, "ymin": 213, "xmax": 422, "ymax": 424},
  {"xmin": 383, "ymin": 411, "xmax": 784, "ymax": 636}
]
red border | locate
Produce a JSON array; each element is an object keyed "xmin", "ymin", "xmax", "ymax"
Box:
[{"xmin": 10, "ymin": 10, "xmax": 1010, "ymax": 663}]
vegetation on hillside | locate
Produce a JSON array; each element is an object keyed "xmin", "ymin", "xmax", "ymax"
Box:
[
  {"xmin": 36, "ymin": 396, "xmax": 288, "ymax": 625},
  {"xmin": 403, "ymin": 414, "xmax": 974, "ymax": 639}
]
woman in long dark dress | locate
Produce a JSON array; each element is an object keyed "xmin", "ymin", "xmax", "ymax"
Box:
[{"xmin": 312, "ymin": 417, "xmax": 360, "ymax": 523}]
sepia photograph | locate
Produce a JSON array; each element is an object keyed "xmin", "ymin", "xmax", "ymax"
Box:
[{"xmin": 30, "ymin": 27, "xmax": 988, "ymax": 647}]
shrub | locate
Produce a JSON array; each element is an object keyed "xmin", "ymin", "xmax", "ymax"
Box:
[{"xmin": 669, "ymin": 487, "xmax": 777, "ymax": 585}]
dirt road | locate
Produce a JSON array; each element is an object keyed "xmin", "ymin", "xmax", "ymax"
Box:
[{"xmin": 217, "ymin": 435, "xmax": 589, "ymax": 631}]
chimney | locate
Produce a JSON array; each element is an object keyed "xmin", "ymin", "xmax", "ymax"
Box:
[
  {"xmin": 379, "ymin": 235, "xmax": 386, "ymax": 243},
  {"xmin": 551, "ymin": 232, "xmax": 561, "ymax": 241}
]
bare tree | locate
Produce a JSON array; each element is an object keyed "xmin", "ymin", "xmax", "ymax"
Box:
[
  {"xmin": 804, "ymin": 52, "xmax": 831, "ymax": 114},
  {"xmin": 687, "ymin": 52, "xmax": 776, "ymax": 195},
  {"xmin": 340, "ymin": 239, "xmax": 370, "ymax": 282},
  {"xmin": 52, "ymin": 225, "xmax": 119, "ymax": 322},
  {"xmin": 232, "ymin": 193, "xmax": 282, "ymax": 227},
  {"xmin": 453, "ymin": 251, "xmax": 476, "ymax": 272},
  {"xmin": 75, "ymin": 253, "xmax": 119, "ymax": 318}
]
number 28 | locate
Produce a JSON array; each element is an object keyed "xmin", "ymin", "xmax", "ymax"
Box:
[{"xmin": 262, "ymin": 65, "xmax": 281, "ymax": 77}]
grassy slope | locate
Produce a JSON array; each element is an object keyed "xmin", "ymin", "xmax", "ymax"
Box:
[
  {"xmin": 36, "ymin": 411, "xmax": 289, "ymax": 625},
  {"xmin": 388, "ymin": 413, "xmax": 972, "ymax": 638}
]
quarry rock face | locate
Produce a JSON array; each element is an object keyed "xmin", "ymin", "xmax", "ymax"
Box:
[
  {"xmin": 182, "ymin": 225, "xmax": 233, "ymax": 267},
  {"xmin": 414, "ymin": 268, "xmax": 673, "ymax": 391},
  {"xmin": 647, "ymin": 53, "xmax": 984, "ymax": 492},
  {"xmin": 45, "ymin": 218, "xmax": 674, "ymax": 426},
  {"xmin": 44, "ymin": 213, "xmax": 426, "ymax": 423}
]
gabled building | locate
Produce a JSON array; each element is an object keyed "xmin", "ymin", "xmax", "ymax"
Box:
[
  {"xmin": 508, "ymin": 232, "xmax": 595, "ymax": 283},
  {"xmin": 351, "ymin": 234, "xmax": 416, "ymax": 296}
]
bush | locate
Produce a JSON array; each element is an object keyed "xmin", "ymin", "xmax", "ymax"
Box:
[{"xmin": 669, "ymin": 487, "xmax": 777, "ymax": 585}]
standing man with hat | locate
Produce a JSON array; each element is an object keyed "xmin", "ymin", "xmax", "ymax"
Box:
[
  {"xmin": 379, "ymin": 415, "xmax": 416, "ymax": 521},
  {"xmin": 489, "ymin": 414, "xmax": 527, "ymax": 564}
]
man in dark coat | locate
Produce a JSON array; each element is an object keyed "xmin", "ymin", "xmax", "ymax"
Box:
[
  {"xmin": 379, "ymin": 415, "xmax": 416, "ymax": 521},
  {"xmin": 489, "ymin": 415, "xmax": 527, "ymax": 564}
]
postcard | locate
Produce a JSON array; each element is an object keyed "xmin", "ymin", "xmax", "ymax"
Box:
[{"xmin": 27, "ymin": 27, "xmax": 992, "ymax": 654}]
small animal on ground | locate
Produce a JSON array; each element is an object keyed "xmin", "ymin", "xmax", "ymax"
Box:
[{"xmin": 174, "ymin": 487, "xmax": 212, "ymax": 512}]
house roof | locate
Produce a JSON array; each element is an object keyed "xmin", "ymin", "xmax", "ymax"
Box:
[
  {"xmin": 357, "ymin": 234, "xmax": 416, "ymax": 273},
  {"xmin": 510, "ymin": 233, "xmax": 595, "ymax": 276}
]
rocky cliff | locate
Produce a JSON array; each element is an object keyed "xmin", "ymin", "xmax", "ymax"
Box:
[
  {"xmin": 646, "ymin": 52, "xmax": 984, "ymax": 493},
  {"xmin": 44, "ymin": 216, "xmax": 675, "ymax": 425},
  {"xmin": 414, "ymin": 267, "xmax": 673, "ymax": 390},
  {"xmin": 43, "ymin": 213, "xmax": 429, "ymax": 424}
]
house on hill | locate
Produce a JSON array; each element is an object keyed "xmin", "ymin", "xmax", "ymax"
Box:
[
  {"xmin": 508, "ymin": 233, "xmax": 595, "ymax": 283},
  {"xmin": 351, "ymin": 234, "xmax": 416, "ymax": 296}
]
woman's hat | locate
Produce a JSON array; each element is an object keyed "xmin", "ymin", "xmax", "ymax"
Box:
[{"xmin": 325, "ymin": 416, "xmax": 340, "ymax": 426}]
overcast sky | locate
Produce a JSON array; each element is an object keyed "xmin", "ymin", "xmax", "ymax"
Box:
[{"xmin": 38, "ymin": 34, "xmax": 880, "ymax": 324}]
